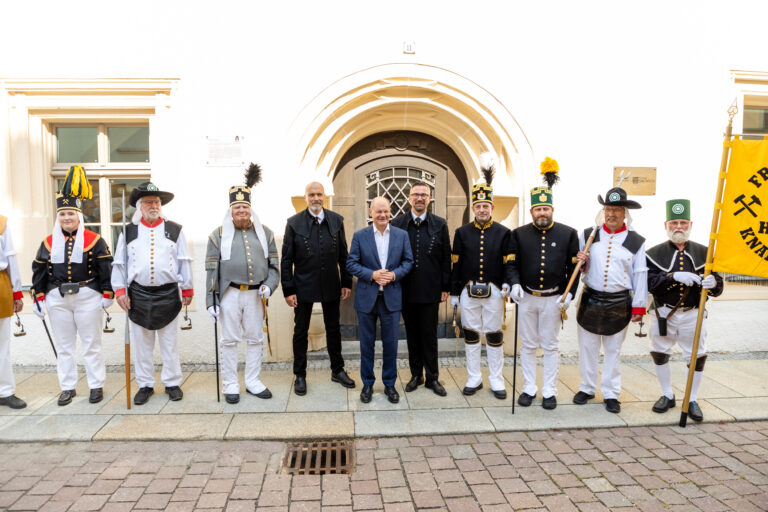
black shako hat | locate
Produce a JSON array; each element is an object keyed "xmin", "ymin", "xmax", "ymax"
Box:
[
  {"xmin": 598, "ymin": 187, "xmax": 641, "ymax": 209},
  {"xmin": 129, "ymin": 182, "xmax": 174, "ymax": 207}
]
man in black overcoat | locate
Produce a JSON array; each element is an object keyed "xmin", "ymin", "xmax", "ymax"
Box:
[
  {"xmin": 281, "ymin": 182, "xmax": 355, "ymax": 395},
  {"xmin": 391, "ymin": 182, "xmax": 451, "ymax": 396}
]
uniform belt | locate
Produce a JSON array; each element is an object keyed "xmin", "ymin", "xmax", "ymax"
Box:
[
  {"xmin": 229, "ymin": 282, "xmax": 262, "ymax": 291},
  {"xmin": 52, "ymin": 278, "xmax": 95, "ymax": 287},
  {"xmin": 525, "ymin": 286, "xmax": 559, "ymax": 297},
  {"xmin": 661, "ymin": 303, "xmax": 696, "ymax": 312}
]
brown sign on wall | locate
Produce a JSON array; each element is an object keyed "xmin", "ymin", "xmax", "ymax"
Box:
[{"xmin": 613, "ymin": 167, "xmax": 656, "ymax": 195}]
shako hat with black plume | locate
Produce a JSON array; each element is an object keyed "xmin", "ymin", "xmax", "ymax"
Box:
[
  {"xmin": 56, "ymin": 165, "xmax": 93, "ymax": 212},
  {"xmin": 471, "ymin": 152, "xmax": 496, "ymax": 205},
  {"xmin": 229, "ymin": 162, "xmax": 262, "ymax": 205}
]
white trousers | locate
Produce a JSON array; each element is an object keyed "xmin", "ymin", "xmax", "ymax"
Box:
[
  {"xmin": 219, "ymin": 287, "xmax": 266, "ymax": 394},
  {"xmin": 518, "ymin": 293, "xmax": 561, "ymax": 398},
  {"xmin": 577, "ymin": 324, "xmax": 628, "ymax": 400},
  {"xmin": 46, "ymin": 287, "xmax": 105, "ymax": 390},
  {"xmin": 650, "ymin": 307, "xmax": 707, "ymax": 359},
  {"xmin": 460, "ymin": 285, "xmax": 505, "ymax": 392},
  {"xmin": 0, "ymin": 317, "xmax": 15, "ymax": 397},
  {"xmin": 130, "ymin": 317, "xmax": 182, "ymax": 388}
]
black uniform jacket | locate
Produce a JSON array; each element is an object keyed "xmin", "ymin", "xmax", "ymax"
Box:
[
  {"xmin": 509, "ymin": 221, "xmax": 580, "ymax": 295},
  {"xmin": 450, "ymin": 219, "xmax": 514, "ymax": 296},
  {"xmin": 281, "ymin": 208, "xmax": 352, "ymax": 303},
  {"xmin": 391, "ymin": 211, "xmax": 451, "ymax": 303},
  {"xmin": 646, "ymin": 240, "xmax": 723, "ymax": 308},
  {"xmin": 31, "ymin": 228, "xmax": 114, "ymax": 300}
]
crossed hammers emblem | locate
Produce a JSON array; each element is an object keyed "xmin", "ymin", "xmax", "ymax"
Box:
[{"xmin": 733, "ymin": 194, "xmax": 762, "ymax": 217}]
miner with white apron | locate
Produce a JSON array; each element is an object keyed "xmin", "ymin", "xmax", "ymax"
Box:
[{"xmin": 0, "ymin": 214, "xmax": 26, "ymax": 409}]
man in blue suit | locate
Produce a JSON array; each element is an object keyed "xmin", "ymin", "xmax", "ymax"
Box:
[{"xmin": 347, "ymin": 197, "xmax": 413, "ymax": 404}]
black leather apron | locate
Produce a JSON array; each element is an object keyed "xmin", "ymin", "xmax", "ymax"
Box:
[
  {"xmin": 128, "ymin": 282, "xmax": 182, "ymax": 330},
  {"xmin": 577, "ymin": 287, "xmax": 632, "ymax": 336}
]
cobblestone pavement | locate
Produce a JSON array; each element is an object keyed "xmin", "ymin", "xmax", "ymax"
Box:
[{"xmin": 1, "ymin": 422, "xmax": 767, "ymax": 511}]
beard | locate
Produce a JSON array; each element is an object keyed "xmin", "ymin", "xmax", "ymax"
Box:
[
  {"xmin": 233, "ymin": 217, "xmax": 251, "ymax": 229},
  {"xmin": 666, "ymin": 225, "xmax": 691, "ymax": 244},
  {"xmin": 534, "ymin": 217, "xmax": 551, "ymax": 228},
  {"xmin": 308, "ymin": 202, "xmax": 323, "ymax": 214}
]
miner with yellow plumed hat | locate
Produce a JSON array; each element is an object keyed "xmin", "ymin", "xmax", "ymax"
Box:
[
  {"xmin": 205, "ymin": 163, "xmax": 279, "ymax": 404},
  {"xmin": 449, "ymin": 153, "xmax": 514, "ymax": 400},
  {"xmin": 31, "ymin": 165, "xmax": 114, "ymax": 406},
  {"xmin": 506, "ymin": 157, "xmax": 580, "ymax": 410}
]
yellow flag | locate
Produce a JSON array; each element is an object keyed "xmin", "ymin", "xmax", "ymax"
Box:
[{"xmin": 713, "ymin": 136, "xmax": 768, "ymax": 278}]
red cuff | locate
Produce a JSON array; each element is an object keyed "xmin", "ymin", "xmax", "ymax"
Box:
[
  {"xmin": 12, "ymin": 291, "xmax": 23, "ymax": 301},
  {"xmin": 115, "ymin": 288, "xmax": 126, "ymax": 298},
  {"xmin": 181, "ymin": 288, "xmax": 194, "ymax": 298},
  {"xmin": 632, "ymin": 307, "xmax": 646, "ymax": 315},
  {"xmin": 103, "ymin": 291, "xmax": 115, "ymax": 299}
]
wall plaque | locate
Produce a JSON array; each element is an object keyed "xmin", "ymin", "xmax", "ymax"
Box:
[
  {"xmin": 206, "ymin": 135, "xmax": 244, "ymax": 166},
  {"xmin": 613, "ymin": 166, "xmax": 656, "ymax": 195}
]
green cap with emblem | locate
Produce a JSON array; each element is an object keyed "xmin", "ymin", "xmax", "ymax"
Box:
[
  {"xmin": 530, "ymin": 186, "xmax": 552, "ymax": 207},
  {"xmin": 666, "ymin": 199, "xmax": 690, "ymax": 221}
]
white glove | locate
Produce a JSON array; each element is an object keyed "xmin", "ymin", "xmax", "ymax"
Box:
[
  {"xmin": 672, "ymin": 272, "xmax": 701, "ymax": 287},
  {"xmin": 557, "ymin": 293, "xmax": 573, "ymax": 310},
  {"xmin": 33, "ymin": 301, "xmax": 46, "ymax": 319},
  {"xmin": 510, "ymin": 284, "xmax": 524, "ymax": 304},
  {"xmin": 701, "ymin": 274, "xmax": 717, "ymax": 289},
  {"xmin": 450, "ymin": 296, "xmax": 460, "ymax": 308},
  {"xmin": 207, "ymin": 306, "xmax": 220, "ymax": 320},
  {"xmin": 101, "ymin": 298, "xmax": 114, "ymax": 309},
  {"xmin": 501, "ymin": 283, "xmax": 510, "ymax": 297},
  {"xmin": 259, "ymin": 285, "xmax": 271, "ymax": 299}
]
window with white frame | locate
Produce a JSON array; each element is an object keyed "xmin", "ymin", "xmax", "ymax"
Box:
[{"xmin": 51, "ymin": 123, "xmax": 151, "ymax": 249}]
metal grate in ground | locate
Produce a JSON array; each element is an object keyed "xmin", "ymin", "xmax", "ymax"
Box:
[{"xmin": 282, "ymin": 440, "xmax": 354, "ymax": 475}]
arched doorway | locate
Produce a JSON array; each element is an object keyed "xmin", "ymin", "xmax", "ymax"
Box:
[{"xmin": 333, "ymin": 130, "xmax": 469, "ymax": 338}]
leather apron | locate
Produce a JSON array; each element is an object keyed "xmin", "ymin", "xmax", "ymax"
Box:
[
  {"xmin": 0, "ymin": 270, "xmax": 12, "ymax": 318},
  {"xmin": 128, "ymin": 282, "xmax": 182, "ymax": 330},
  {"xmin": 576, "ymin": 286, "xmax": 632, "ymax": 336}
]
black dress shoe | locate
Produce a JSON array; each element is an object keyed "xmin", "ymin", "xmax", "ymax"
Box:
[
  {"xmin": 360, "ymin": 385, "xmax": 373, "ymax": 403},
  {"xmin": 425, "ymin": 380, "xmax": 447, "ymax": 396},
  {"xmin": 384, "ymin": 385, "xmax": 400, "ymax": 404},
  {"xmin": 89, "ymin": 388, "xmax": 103, "ymax": 404},
  {"xmin": 247, "ymin": 387, "xmax": 272, "ymax": 399},
  {"xmin": 165, "ymin": 386, "xmax": 183, "ymax": 401},
  {"xmin": 604, "ymin": 398, "xmax": 621, "ymax": 413},
  {"xmin": 688, "ymin": 401, "xmax": 703, "ymax": 422},
  {"xmin": 492, "ymin": 389, "xmax": 507, "ymax": 400},
  {"xmin": 572, "ymin": 391, "xmax": 595, "ymax": 405},
  {"xmin": 294, "ymin": 376, "xmax": 307, "ymax": 396},
  {"xmin": 225, "ymin": 393, "xmax": 240, "ymax": 404},
  {"xmin": 405, "ymin": 376, "xmax": 423, "ymax": 392},
  {"xmin": 58, "ymin": 389, "xmax": 76, "ymax": 406},
  {"xmin": 134, "ymin": 387, "xmax": 153, "ymax": 405},
  {"xmin": 0, "ymin": 395, "xmax": 27, "ymax": 409},
  {"xmin": 517, "ymin": 392, "xmax": 535, "ymax": 406},
  {"xmin": 462, "ymin": 383, "xmax": 483, "ymax": 396},
  {"xmin": 542, "ymin": 396, "xmax": 557, "ymax": 410},
  {"xmin": 652, "ymin": 395, "xmax": 676, "ymax": 413},
  {"xmin": 331, "ymin": 370, "xmax": 356, "ymax": 388}
]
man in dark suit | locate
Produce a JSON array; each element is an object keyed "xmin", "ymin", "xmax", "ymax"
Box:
[
  {"xmin": 347, "ymin": 197, "xmax": 413, "ymax": 404},
  {"xmin": 281, "ymin": 182, "xmax": 356, "ymax": 396},
  {"xmin": 391, "ymin": 183, "xmax": 451, "ymax": 396}
]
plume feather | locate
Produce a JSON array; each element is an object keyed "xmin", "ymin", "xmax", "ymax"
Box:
[
  {"xmin": 539, "ymin": 156, "xmax": 560, "ymax": 188},
  {"xmin": 244, "ymin": 162, "xmax": 262, "ymax": 188},
  {"xmin": 479, "ymin": 152, "xmax": 496, "ymax": 185}
]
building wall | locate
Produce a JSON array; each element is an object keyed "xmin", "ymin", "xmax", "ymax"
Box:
[{"xmin": 2, "ymin": 0, "xmax": 767, "ymax": 366}]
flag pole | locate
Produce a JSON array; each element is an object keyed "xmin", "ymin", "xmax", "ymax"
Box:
[{"xmin": 679, "ymin": 103, "xmax": 738, "ymax": 427}]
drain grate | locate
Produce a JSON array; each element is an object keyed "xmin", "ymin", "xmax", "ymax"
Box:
[{"xmin": 282, "ymin": 440, "xmax": 354, "ymax": 475}]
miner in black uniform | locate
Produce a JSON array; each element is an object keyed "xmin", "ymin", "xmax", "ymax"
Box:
[
  {"xmin": 392, "ymin": 182, "xmax": 451, "ymax": 396},
  {"xmin": 31, "ymin": 166, "xmax": 114, "ymax": 406},
  {"xmin": 450, "ymin": 157, "xmax": 514, "ymax": 399},
  {"xmin": 509, "ymin": 162, "xmax": 579, "ymax": 410},
  {"xmin": 281, "ymin": 182, "xmax": 356, "ymax": 396},
  {"xmin": 646, "ymin": 199, "xmax": 723, "ymax": 422}
]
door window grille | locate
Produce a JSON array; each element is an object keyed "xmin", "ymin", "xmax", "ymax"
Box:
[{"xmin": 365, "ymin": 167, "xmax": 435, "ymax": 222}]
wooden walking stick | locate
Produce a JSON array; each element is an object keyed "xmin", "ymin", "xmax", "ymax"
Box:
[
  {"xmin": 262, "ymin": 298, "xmax": 273, "ymax": 357},
  {"xmin": 679, "ymin": 104, "xmax": 737, "ymax": 427},
  {"xmin": 558, "ymin": 209, "xmax": 605, "ymax": 321},
  {"xmin": 121, "ymin": 189, "xmax": 131, "ymax": 410},
  {"xmin": 511, "ymin": 298, "xmax": 519, "ymax": 414}
]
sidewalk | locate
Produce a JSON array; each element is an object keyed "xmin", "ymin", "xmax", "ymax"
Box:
[{"xmin": 1, "ymin": 355, "xmax": 767, "ymax": 443}]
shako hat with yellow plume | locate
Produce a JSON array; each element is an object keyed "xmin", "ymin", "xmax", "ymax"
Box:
[
  {"xmin": 229, "ymin": 162, "xmax": 262, "ymax": 205},
  {"xmin": 471, "ymin": 153, "xmax": 496, "ymax": 205},
  {"xmin": 56, "ymin": 165, "xmax": 93, "ymax": 212},
  {"xmin": 530, "ymin": 157, "xmax": 560, "ymax": 208}
]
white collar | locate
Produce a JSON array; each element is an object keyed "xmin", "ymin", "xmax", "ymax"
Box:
[{"xmin": 373, "ymin": 223, "xmax": 390, "ymax": 236}]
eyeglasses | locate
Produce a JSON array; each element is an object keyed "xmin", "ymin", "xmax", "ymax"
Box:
[{"xmin": 410, "ymin": 193, "xmax": 430, "ymax": 198}]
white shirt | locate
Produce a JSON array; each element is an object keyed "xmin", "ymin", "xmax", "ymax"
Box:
[
  {"xmin": 411, "ymin": 212, "xmax": 426, "ymax": 224},
  {"xmin": 309, "ymin": 209, "xmax": 325, "ymax": 224},
  {"xmin": 0, "ymin": 223, "xmax": 22, "ymax": 293},
  {"xmin": 580, "ymin": 224, "xmax": 648, "ymax": 311},
  {"xmin": 111, "ymin": 219, "xmax": 194, "ymax": 292},
  {"xmin": 373, "ymin": 223, "xmax": 390, "ymax": 291}
]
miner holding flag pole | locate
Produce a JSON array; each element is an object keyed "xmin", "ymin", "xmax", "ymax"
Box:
[{"xmin": 677, "ymin": 103, "xmax": 768, "ymax": 427}]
